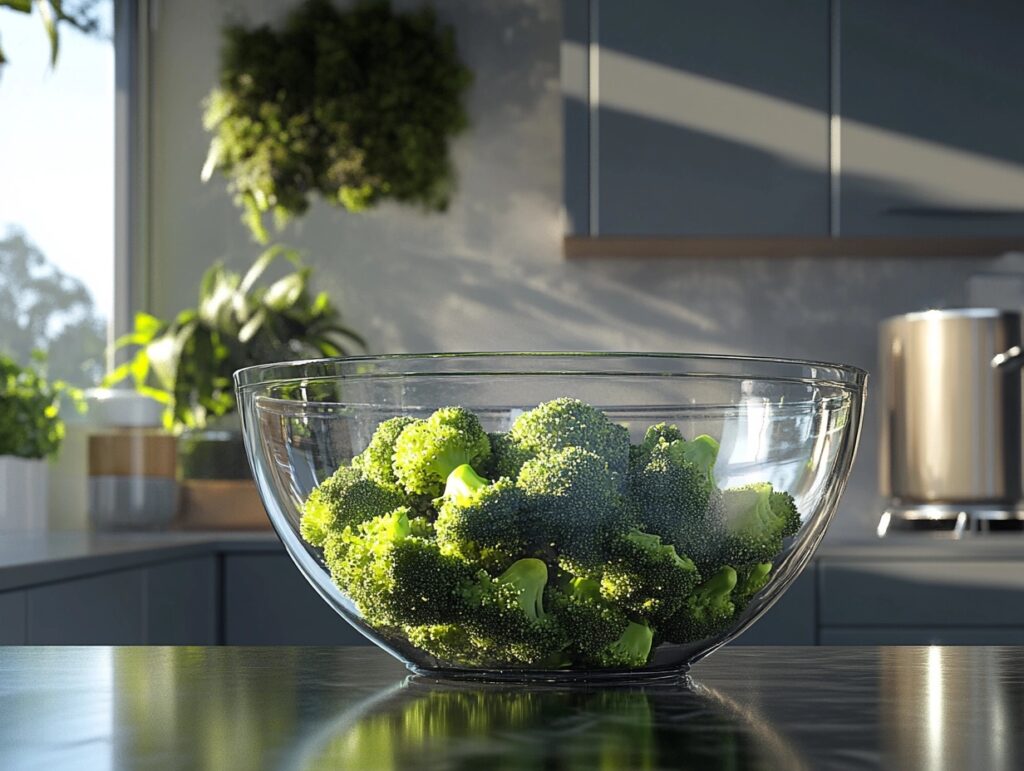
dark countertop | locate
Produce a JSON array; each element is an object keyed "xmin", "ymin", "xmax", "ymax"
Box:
[
  {"xmin": 1, "ymin": 530, "xmax": 1023, "ymax": 592},
  {"xmin": 1, "ymin": 645, "xmax": 1019, "ymax": 770}
]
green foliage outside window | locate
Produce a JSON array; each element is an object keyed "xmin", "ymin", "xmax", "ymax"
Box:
[
  {"xmin": 202, "ymin": 0, "xmax": 473, "ymax": 243},
  {"xmin": 0, "ymin": 353, "xmax": 83, "ymax": 459}
]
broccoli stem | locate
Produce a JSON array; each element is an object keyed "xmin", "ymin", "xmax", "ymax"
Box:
[
  {"xmin": 497, "ymin": 558, "xmax": 549, "ymax": 621},
  {"xmin": 442, "ymin": 463, "xmax": 489, "ymax": 504}
]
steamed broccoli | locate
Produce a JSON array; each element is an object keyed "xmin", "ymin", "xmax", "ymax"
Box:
[
  {"xmin": 517, "ymin": 446, "xmax": 621, "ymax": 569},
  {"xmin": 599, "ymin": 529, "xmax": 700, "ymax": 622},
  {"xmin": 630, "ymin": 435, "xmax": 720, "ymax": 561},
  {"xmin": 718, "ymin": 483, "xmax": 800, "ymax": 564},
  {"xmin": 660, "ymin": 566, "xmax": 738, "ymax": 643},
  {"xmin": 393, "ymin": 407, "xmax": 492, "ymax": 497},
  {"xmin": 300, "ymin": 466, "xmax": 406, "ymax": 547},
  {"xmin": 595, "ymin": 621, "xmax": 654, "ymax": 668},
  {"xmin": 352, "ymin": 416, "xmax": 417, "ymax": 492},
  {"xmin": 550, "ymin": 576, "xmax": 631, "ymax": 665},
  {"xmin": 506, "ymin": 398, "xmax": 630, "ymax": 480},
  {"xmin": 328, "ymin": 506, "xmax": 474, "ymax": 627},
  {"xmin": 300, "ymin": 401, "xmax": 805, "ymax": 671},
  {"xmin": 404, "ymin": 623, "xmax": 483, "ymax": 666},
  {"xmin": 434, "ymin": 464, "xmax": 530, "ymax": 567},
  {"xmin": 733, "ymin": 562, "xmax": 773, "ymax": 609},
  {"xmin": 464, "ymin": 558, "xmax": 568, "ymax": 665}
]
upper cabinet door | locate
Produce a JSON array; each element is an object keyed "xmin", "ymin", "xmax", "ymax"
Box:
[
  {"xmin": 566, "ymin": 1, "xmax": 831, "ymax": 237},
  {"xmin": 839, "ymin": 0, "xmax": 1024, "ymax": 236}
]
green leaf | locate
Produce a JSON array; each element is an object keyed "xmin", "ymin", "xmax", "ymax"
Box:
[
  {"xmin": 134, "ymin": 311, "xmax": 164, "ymax": 337},
  {"xmin": 238, "ymin": 307, "xmax": 266, "ymax": 344},
  {"xmin": 34, "ymin": 0, "xmax": 58, "ymax": 66},
  {"xmin": 262, "ymin": 271, "xmax": 306, "ymax": 312},
  {"xmin": 2, "ymin": 1, "xmax": 33, "ymax": 12},
  {"xmin": 239, "ymin": 244, "xmax": 286, "ymax": 295},
  {"xmin": 102, "ymin": 361, "xmax": 133, "ymax": 387}
]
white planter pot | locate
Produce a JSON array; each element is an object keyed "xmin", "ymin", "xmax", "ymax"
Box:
[{"xmin": 0, "ymin": 457, "xmax": 49, "ymax": 532}]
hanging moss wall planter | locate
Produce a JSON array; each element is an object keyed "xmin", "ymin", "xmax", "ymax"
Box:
[{"xmin": 202, "ymin": 0, "xmax": 472, "ymax": 242}]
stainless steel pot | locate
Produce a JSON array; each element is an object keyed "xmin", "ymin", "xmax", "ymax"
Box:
[{"xmin": 879, "ymin": 309, "xmax": 1023, "ymax": 505}]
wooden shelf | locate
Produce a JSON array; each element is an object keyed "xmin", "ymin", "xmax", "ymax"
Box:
[{"xmin": 563, "ymin": 236, "xmax": 1024, "ymax": 259}]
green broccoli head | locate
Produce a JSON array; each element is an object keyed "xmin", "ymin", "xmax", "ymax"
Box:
[
  {"xmin": 599, "ymin": 529, "xmax": 701, "ymax": 623},
  {"xmin": 300, "ymin": 466, "xmax": 406, "ymax": 547},
  {"xmin": 517, "ymin": 446, "xmax": 621, "ymax": 569},
  {"xmin": 463, "ymin": 558, "xmax": 568, "ymax": 665},
  {"xmin": 404, "ymin": 623, "xmax": 484, "ymax": 666},
  {"xmin": 352, "ymin": 416, "xmax": 418, "ymax": 492},
  {"xmin": 392, "ymin": 407, "xmax": 492, "ymax": 497},
  {"xmin": 485, "ymin": 431, "xmax": 533, "ymax": 480},
  {"xmin": 328, "ymin": 506, "xmax": 475, "ymax": 628},
  {"xmin": 629, "ymin": 436, "xmax": 720, "ymax": 561},
  {"xmin": 508, "ymin": 398, "xmax": 630, "ymax": 481},
  {"xmin": 434, "ymin": 464, "xmax": 530, "ymax": 567},
  {"xmin": 549, "ymin": 576, "xmax": 631, "ymax": 666},
  {"xmin": 628, "ymin": 422, "xmax": 684, "ymax": 471},
  {"xmin": 770, "ymin": 490, "xmax": 802, "ymax": 538},
  {"xmin": 660, "ymin": 566, "xmax": 738, "ymax": 644},
  {"xmin": 733, "ymin": 562, "xmax": 773, "ymax": 610},
  {"xmin": 718, "ymin": 483, "xmax": 800, "ymax": 564},
  {"xmin": 594, "ymin": 621, "xmax": 654, "ymax": 669}
]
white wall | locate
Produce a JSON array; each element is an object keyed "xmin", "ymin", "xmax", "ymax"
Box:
[{"xmin": 149, "ymin": 0, "xmax": 1000, "ymax": 540}]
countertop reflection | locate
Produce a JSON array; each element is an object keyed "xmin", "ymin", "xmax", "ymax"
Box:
[{"xmin": 0, "ymin": 646, "xmax": 1022, "ymax": 770}]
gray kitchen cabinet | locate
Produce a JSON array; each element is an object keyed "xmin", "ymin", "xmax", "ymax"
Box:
[
  {"xmin": 821, "ymin": 628, "xmax": 1024, "ymax": 646},
  {"xmin": 819, "ymin": 560, "xmax": 1024, "ymax": 628},
  {"xmin": 27, "ymin": 570, "xmax": 146, "ymax": 644},
  {"xmin": 0, "ymin": 592, "xmax": 26, "ymax": 644},
  {"xmin": 565, "ymin": 0, "xmax": 830, "ymax": 237},
  {"xmin": 838, "ymin": 0, "xmax": 1024, "ymax": 237},
  {"xmin": 223, "ymin": 554, "xmax": 368, "ymax": 645},
  {"xmin": 733, "ymin": 567, "xmax": 817, "ymax": 645},
  {"xmin": 144, "ymin": 557, "xmax": 217, "ymax": 644}
]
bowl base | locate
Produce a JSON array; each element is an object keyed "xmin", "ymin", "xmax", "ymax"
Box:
[{"xmin": 406, "ymin": 662, "xmax": 691, "ymax": 686}]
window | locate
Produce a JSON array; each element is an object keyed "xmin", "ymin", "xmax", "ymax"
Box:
[{"xmin": 0, "ymin": 1, "xmax": 114, "ymax": 385}]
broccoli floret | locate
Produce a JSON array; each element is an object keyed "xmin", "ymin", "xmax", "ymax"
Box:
[
  {"xmin": 464, "ymin": 558, "xmax": 567, "ymax": 665},
  {"xmin": 352, "ymin": 416, "xmax": 417, "ymax": 492},
  {"xmin": 549, "ymin": 576, "xmax": 631, "ymax": 665},
  {"xmin": 329, "ymin": 507, "xmax": 474, "ymax": 627},
  {"xmin": 517, "ymin": 446, "xmax": 621, "ymax": 569},
  {"xmin": 660, "ymin": 566, "xmax": 737, "ymax": 643},
  {"xmin": 404, "ymin": 623, "xmax": 484, "ymax": 666},
  {"xmin": 628, "ymin": 422, "xmax": 684, "ymax": 471},
  {"xmin": 718, "ymin": 483, "xmax": 799, "ymax": 564},
  {"xmin": 507, "ymin": 398, "xmax": 630, "ymax": 481},
  {"xmin": 392, "ymin": 407, "xmax": 492, "ymax": 497},
  {"xmin": 770, "ymin": 490, "xmax": 802, "ymax": 538},
  {"xmin": 595, "ymin": 621, "xmax": 654, "ymax": 668},
  {"xmin": 300, "ymin": 466, "xmax": 406, "ymax": 547},
  {"xmin": 629, "ymin": 436, "xmax": 720, "ymax": 561},
  {"xmin": 486, "ymin": 431, "xmax": 533, "ymax": 480},
  {"xmin": 733, "ymin": 562, "xmax": 773, "ymax": 610},
  {"xmin": 434, "ymin": 464, "xmax": 530, "ymax": 566},
  {"xmin": 599, "ymin": 529, "xmax": 700, "ymax": 623}
]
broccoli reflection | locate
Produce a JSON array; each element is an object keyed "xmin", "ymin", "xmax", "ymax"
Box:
[{"xmin": 303, "ymin": 680, "xmax": 806, "ymax": 770}]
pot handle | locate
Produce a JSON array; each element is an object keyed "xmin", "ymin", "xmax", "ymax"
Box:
[{"xmin": 992, "ymin": 345, "xmax": 1024, "ymax": 371}]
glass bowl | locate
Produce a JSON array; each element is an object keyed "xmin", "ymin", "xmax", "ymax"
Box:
[{"xmin": 235, "ymin": 352, "xmax": 866, "ymax": 682}]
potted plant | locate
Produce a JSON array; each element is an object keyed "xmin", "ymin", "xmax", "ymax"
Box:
[
  {"xmin": 0, "ymin": 354, "xmax": 81, "ymax": 530},
  {"xmin": 107, "ymin": 245, "xmax": 364, "ymax": 528}
]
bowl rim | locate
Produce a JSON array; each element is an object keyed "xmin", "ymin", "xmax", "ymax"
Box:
[{"xmin": 234, "ymin": 351, "xmax": 868, "ymax": 391}]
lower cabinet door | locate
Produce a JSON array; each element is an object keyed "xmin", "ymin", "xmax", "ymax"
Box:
[
  {"xmin": 732, "ymin": 568, "xmax": 817, "ymax": 645},
  {"xmin": 27, "ymin": 571, "xmax": 145, "ymax": 644},
  {"xmin": 820, "ymin": 628, "xmax": 1024, "ymax": 645},
  {"xmin": 0, "ymin": 591, "xmax": 26, "ymax": 644},
  {"xmin": 223, "ymin": 554, "xmax": 368, "ymax": 645}
]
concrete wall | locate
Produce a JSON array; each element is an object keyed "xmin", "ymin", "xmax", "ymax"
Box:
[{"xmin": 148, "ymin": 0, "xmax": 1001, "ymax": 540}]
